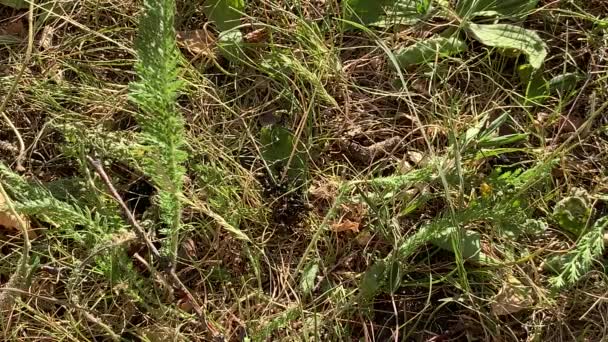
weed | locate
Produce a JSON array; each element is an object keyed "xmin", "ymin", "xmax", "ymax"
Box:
[{"xmin": 0, "ymin": 0, "xmax": 607, "ymax": 340}]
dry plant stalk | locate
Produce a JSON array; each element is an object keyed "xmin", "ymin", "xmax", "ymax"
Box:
[{"xmin": 86, "ymin": 156, "xmax": 204, "ymax": 318}]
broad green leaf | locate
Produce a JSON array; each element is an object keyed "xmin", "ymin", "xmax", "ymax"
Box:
[
  {"xmin": 467, "ymin": 23, "xmax": 547, "ymax": 69},
  {"xmin": 521, "ymin": 218, "xmax": 548, "ymax": 236},
  {"xmin": 475, "ymin": 112, "xmax": 529, "ymax": 147},
  {"xmin": 499, "ymin": 218, "xmax": 547, "ymax": 239},
  {"xmin": 204, "ymin": 0, "xmax": 246, "ymax": 60},
  {"xmin": 432, "ymin": 228, "xmax": 481, "ymax": 260},
  {"xmin": 203, "ymin": 0, "xmax": 245, "ymax": 32},
  {"xmin": 478, "ymin": 133, "xmax": 529, "ymax": 148},
  {"xmin": 218, "ymin": 29, "xmax": 245, "ymax": 61},
  {"xmin": 518, "ymin": 66, "xmax": 584, "ymax": 102},
  {"xmin": 343, "ymin": 0, "xmax": 431, "ymax": 28},
  {"xmin": 431, "ymin": 228, "xmax": 497, "ymax": 264},
  {"xmin": 260, "ymin": 125, "xmax": 307, "ymax": 183},
  {"xmin": 480, "ymin": 111, "xmax": 511, "ymax": 139},
  {"xmin": 457, "ymin": 0, "xmax": 539, "ymax": 19},
  {"xmin": 473, "ymin": 147, "xmax": 528, "ymax": 161},
  {"xmin": 0, "ymin": 0, "xmax": 27, "ymax": 9},
  {"xmin": 518, "ymin": 69, "xmax": 583, "ymax": 105},
  {"xmin": 517, "ymin": 64, "xmax": 535, "ymax": 85},
  {"xmin": 553, "ymin": 188, "xmax": 592, "ymax": 236},
  {"xmin": 395, "ymin": 35, "xmax": 467, "ymax": 67},
  {"xmin": 387, "ymin": 260, "xmax": 402, "ymax": 294},
  {"xmin": 548, "ymin": 72, "xmax": 584, "ymax": 95},
  {"xmin": 518, "ymin": 64, "xmax": 549, "ymax": 105},
  {"xmin": 300, "ymin": 262, "xmax": 319, "ymax": 296},
  {"xmin": 360, "ymin": 260, "xmax": 387, "ymax": 299}
]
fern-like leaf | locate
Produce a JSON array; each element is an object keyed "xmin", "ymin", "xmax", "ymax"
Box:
[
  {"xmin": 550, "ymin": 216, "xmax": 607, "ymax": 289},
  {"xmin": 129, "ymin": 0, "xmax": 187, "ymax": 258},
  {"xmin": 0, "ymin": 164, "xmax": 125, "ymax": 243}
]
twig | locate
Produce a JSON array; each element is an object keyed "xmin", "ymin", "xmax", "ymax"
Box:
[
  {"xmin": 86, "ymin": 156, "xmax": 205, "ymax": 320},
  {"xmin": 169, "ymin": 267, "xmax": 204, "ymax": 317},
  {"xmin": 133, "ymin": 252, "xmax": 173, "ymax": 299},
  {"xmin": 86, "ymin": 156, "xmax": 161, "ymax": 259},
  {"xmin": 0, "ymin": 0, "xmax": 36, "ymax": 171}
]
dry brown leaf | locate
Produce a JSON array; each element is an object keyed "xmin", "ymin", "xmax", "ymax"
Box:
[
  {"xmin": 557, "ymin": 115, "xmax": 585, "ymax": 134},
  {"xmin": 243, "ymin": 28, "xmax": 267, "ymax": 43},
  {"xmin": 0, "ymin": 19, "xmax": 25, "ymax": 37},
  {"xmin": 331, "ymin": 219, "xmax": 360, "ymax": 233},
  {"xmin": 341, "ymin": 202, "xmax": 367, "ymax": 222},
  {"xmin": 176, "ymin": 29, "xmax": 216, "ymax": 56},
  {"xmin": 178, "ymin": 298, "xmax": 194, "ymax": 313},
  {"xmin": 330, "ymin": 202, "xmax": 368, "ymax": 234},
  {"xmin": 407, "ymin": 150, "xmax": 425, "ymax": 165},
  {"xmin": 490, "ymin": 275, "xmax": 534, "ymax": 316},
  {"xmin": 179, "ymin": 237, "xmax": 197, "ymax": 260},
  {"xmin": 308, "ymin": 179, "xmax": 338, "ymax": 204},
  {"xmin": 0, "ymin": 189, "xmax": 36, "ymax": 238},
  {"xmin": 398, "ymin": 159, "xmax": 413, "ymax": 173}
]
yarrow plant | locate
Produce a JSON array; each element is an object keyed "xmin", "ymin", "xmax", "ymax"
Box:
[{"xmin": 129, "ymin": 0, "xmax": 187, "ymax": 264}]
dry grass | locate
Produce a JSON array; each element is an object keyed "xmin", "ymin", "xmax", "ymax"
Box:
[{"xmin": 1, "ymin": 0, "xmax": 608, "ymax": 341}]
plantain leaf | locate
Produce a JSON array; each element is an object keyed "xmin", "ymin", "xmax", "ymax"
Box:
[
  {"xmin": 553, "ymin": 188, "xmax": 592, "ymax": 237},
  {"xmin": 548, "ymin": 72, "xmax": 584, "ymax": 95},
  {"xmin": 478, "ymin": 133, "xmax": 528, "ymax": 148},
  {"xmin": 395, "ymin": 35, "xmax": 467, "ymax": 67},
  {"xmin": 499, "ymin": 218, "xmax": 548, "ymax": 239},
  {"xmin": 260, "ymin": 125, "xmax": 307, "ymax": 183},
  {"xmin": 431, "ymin": 227, "xmax": 497, "ymax": 264},
  {"xmin": 300, "ymin": 262, "xmax": 319, "ymax": 296},
  {"xmin": 387, "ymin": 260, "xmax": 402, "ymax": 294},
  {"xmin": 467, "ymin": 23, "xmax": 547, "ymax": 69},
  {"xmin": 217, "ymin": 29, "xmax": 245, "ymax": 61},
  {"xmin": 432, "ymin": 228, "xmax": 481, "ymax": 260},
  {"xmin": 203, "ymin": 0, "xmax": 245, "ymax": 32},
  {"xmin": 360, "ymin": 260, "xmax": 387, "ymax": 300},
  {"xmin": 457, "ymin": 0, "xmax": 539, "ymax": 19},
  {"xmin": 343, "ymin": 0, "xmax": 431, "ymax": 28},
  {"xmin": 518, "ymin": 64, "xmax": 549, "ymax": 105},
  {"xmin": 203, "ymin": 0, "xmax": 246, "ymax": 61},
  {"xmin": 0, "ymin": 0, "xmax": 27, "ymax": 9}
]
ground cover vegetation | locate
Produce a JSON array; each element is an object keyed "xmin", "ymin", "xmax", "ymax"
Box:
[{"xmin": 1, "ymin": 0, "xmax": 608, "ymax": 340}]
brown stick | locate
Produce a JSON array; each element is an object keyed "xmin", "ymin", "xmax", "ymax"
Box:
[
  {"xmin": 86, "ymin": 156, "xmax": 204, "ymax": 319},
  {"xmin": 86, "ymin": 156, "xmax": 161, "ymax": 259}
]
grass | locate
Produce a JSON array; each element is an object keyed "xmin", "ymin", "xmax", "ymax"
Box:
[{"xmin": 1, "ymin": 0, "xmax": 608, "ymax": 340}]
